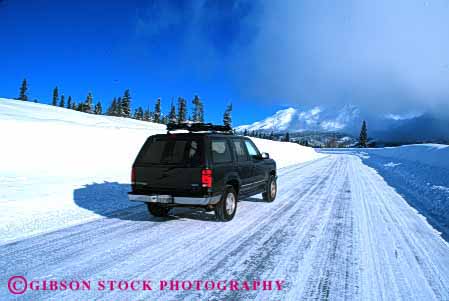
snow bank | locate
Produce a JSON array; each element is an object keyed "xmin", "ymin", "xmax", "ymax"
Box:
[
  {"xmin": 321, "ymin": 144, "xmax": 449, "ymax": 241},
  {"xmin": 249, "ymin": 137, "xmax": 325, "ymax": 169},
  {"xmin": 368, "ymin": 144, "xmax": 449, "ymax": 169},
  {"xmin": 0, "ymin": 98, "xmax": 323, "ymax": 243},
  {"xmin": 361, "ymin": 145, "xmax": 449, "ymax": 241}
]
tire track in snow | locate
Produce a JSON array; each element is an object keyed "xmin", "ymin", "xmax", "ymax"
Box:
[{"xmin": 301, "ymin": 174, "xmax": 357, "ymax": 300}]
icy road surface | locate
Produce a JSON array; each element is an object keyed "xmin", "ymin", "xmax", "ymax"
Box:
[{"xmin": 1, "ymin": 155, "xmax": 449, "ymax": 300}]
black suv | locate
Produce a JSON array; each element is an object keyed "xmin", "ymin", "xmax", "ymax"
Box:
[{"xmin": 128, "ymin": 123, "xmax": 277, "ymax": 221}]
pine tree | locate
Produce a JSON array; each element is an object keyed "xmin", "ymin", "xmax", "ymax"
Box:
[
  {"xmin": 52, "ymin": 87, "xmax": 59, "ymax": 106},
  {"xmin": 177, "ymin": 97, "xmax": 187, "ymax": 123},
  {"xmin": 243, "ymin": 129, "xmax": 248, "ymax": 136},
  {"xmin": 143, "ymin": 108, "xmax": 150, "ymax": 121},
  {"xmin": 106, "ymin": 98, "xmax": 116, "ymax": 116},
  {"xmin": 161, "ymin": 115, "xmax": 169, "ymax": 124},
  {"xmin": 270, "ymin": 131, "xmax": 274, "ymax": 140},
  {"xmin": 19, "ymin": 79, "xmax": 28, "ymax": 101},
  {"xmin": 116, "ymin": 97, "xmax": 123, "ymax": 116},
  {"xmin": 138, "ymin": 107, "xmax": 144, "ymax": 120},
  {"xmin": 192, "ymin": 95, "xmax": 204, "ymax": 122},
  {"xmin": 71, "ymin": 101, "xmax": 76, "ymax": 110},
  {"xmin": 359, "ymin": 120, "xmax": 368, "ymax": 148},
  {"xmin": 84, "ymin": 92, "xmax": 93, "ymax": 113},
  {"xmin": 168, "ymin": 100, "xmax": 177, "ymax": 124},
  {"xmin": 94, "ymin": 101, "xmax": 102, "ymax": 115},
  {"xmin": 284, "ymin": 132, "xmax": 290, "ymax": 142},
  {"xmin": 153, "ymin": 98, "xmax": 161, "ymax": 123},
  {"xmin": 133, "ymin": 107, "xmax": 144, "ymax": 120},
  {"xmin": 223, "ymin": 103, "xmax": 233, "ymax": 127},
  {"xmin": 121, "ymin": 89, "xmax": 131, "ymax": 117},
  {"xmin": 149, "ymin": 111, "xmax": 155, "ymax": 122},
  {"xmin": 67, "ymin": 96, "xmax": 72, "ymax": 109},
  {"xmin": 77, "ymin": 102, "xmax": 84, "ymax": 112},
  {"xmin": 59, "ymin": 94, "xmax": 65, "ymax": 107}
]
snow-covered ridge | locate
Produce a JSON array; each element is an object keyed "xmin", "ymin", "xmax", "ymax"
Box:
[
  {"xmin": 236, "ymin": 107, "xmax": 298, "ymax": 132},
  {"xmin": 236, "ymin": 104, "xmax": 361, "ymax": 134},
  {"xmin": 0, "ymin": 98, "xmax": 323, "ymax": 243}
]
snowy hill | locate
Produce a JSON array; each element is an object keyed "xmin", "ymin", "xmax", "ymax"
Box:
[
  {"xmin": 0, "ymin": 98, "xmax": 324, "ymax": 243},
  {"xmin": 0, "ymin": 98, "xmax": 167, "ymax": 178},
  {"xmin": 236, "ymin": 104, "xmax": 361, "ymax": 134}
]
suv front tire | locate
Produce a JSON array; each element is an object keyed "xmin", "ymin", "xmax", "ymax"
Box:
[{"xmin": 263, "ymin": 175, "xmax": 277, "ymax": 202}]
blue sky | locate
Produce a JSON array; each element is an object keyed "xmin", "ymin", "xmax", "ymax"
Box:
[
  {"xmin": 1, "ymin": 0, "xmax": 449, "ymax": 125},
  {"xmin": 0, "ymin": 0, "xmax": 276, "ymax": 125}
]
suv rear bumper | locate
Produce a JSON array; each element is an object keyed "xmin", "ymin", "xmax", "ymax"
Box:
[{"xmin": 128, "ymin": 193, "xmax": 221, "ymax": 206}]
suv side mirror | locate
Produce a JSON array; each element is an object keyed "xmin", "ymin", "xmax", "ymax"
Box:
[{"xmin": 261, "ymin": 152, "xmax": 269, "ymax": 159}]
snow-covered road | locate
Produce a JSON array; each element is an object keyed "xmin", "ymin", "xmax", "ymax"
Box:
[{"xmin": 1, "ymin": 155, "xmax": 449, "ymax": 300}]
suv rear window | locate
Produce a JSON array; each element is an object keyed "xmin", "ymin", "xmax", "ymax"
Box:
[{"xmin": 138, "ymin": 137, "xmax": 203, "ymax": 165}]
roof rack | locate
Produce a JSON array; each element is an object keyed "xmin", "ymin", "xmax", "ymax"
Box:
[{"xmin": 167, "ymin": 122, "xmax": 233, "ymax": 134}]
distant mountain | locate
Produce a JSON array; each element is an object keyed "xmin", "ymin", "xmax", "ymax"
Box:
[
  {"xmin": 236, "ymin": 105, "xmax": 449, "ymax": 145},
  {"xmin": 236, "ymin": 105, "xmax": 362, "ymax": 134}
]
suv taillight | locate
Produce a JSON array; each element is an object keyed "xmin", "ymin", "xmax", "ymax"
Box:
[
  {"xmin": 201, "ymin": 169, "xmax": 213, "ymax": 188},
  {"xmin": 131, "ymin": 167, "xmax": 136, "ymax": 185}
]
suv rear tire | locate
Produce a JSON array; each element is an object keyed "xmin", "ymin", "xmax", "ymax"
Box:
[
  {"xmin": 146, "ymin": 203, "xmax": 170, "ymax": 217},
  {"xmin": 263, "ymin": 175, "xmax": 277, "ymax": 202},
  {"xmin": 215, "ymin": 187, "xmax": 237, "ymax": 222}
]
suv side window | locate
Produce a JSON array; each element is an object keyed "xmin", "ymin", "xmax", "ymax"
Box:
[
  {"xmin": 232, "ymin": 139, "xmax": 249, "ymax": 161},
  {"xmin": 211, "ymin": 139, "xmax": 233, "ymax": 163},
  {"xmin": 244, "ymin": 139, "xmax": 261, "ymax": 159}
]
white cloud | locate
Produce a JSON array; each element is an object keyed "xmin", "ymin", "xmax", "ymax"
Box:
[{"xmin": 228, "ymin": 0, "xmax": 449, "ymax": 116}]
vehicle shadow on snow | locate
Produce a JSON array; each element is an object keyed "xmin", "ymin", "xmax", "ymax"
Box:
[
  {"xmin": 73, "ymin": 182, "xmax": 262, "ymax": 222},
  {"xmin": 73, "ymin": 182, "xmax": 151, "ymax": 221}
]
